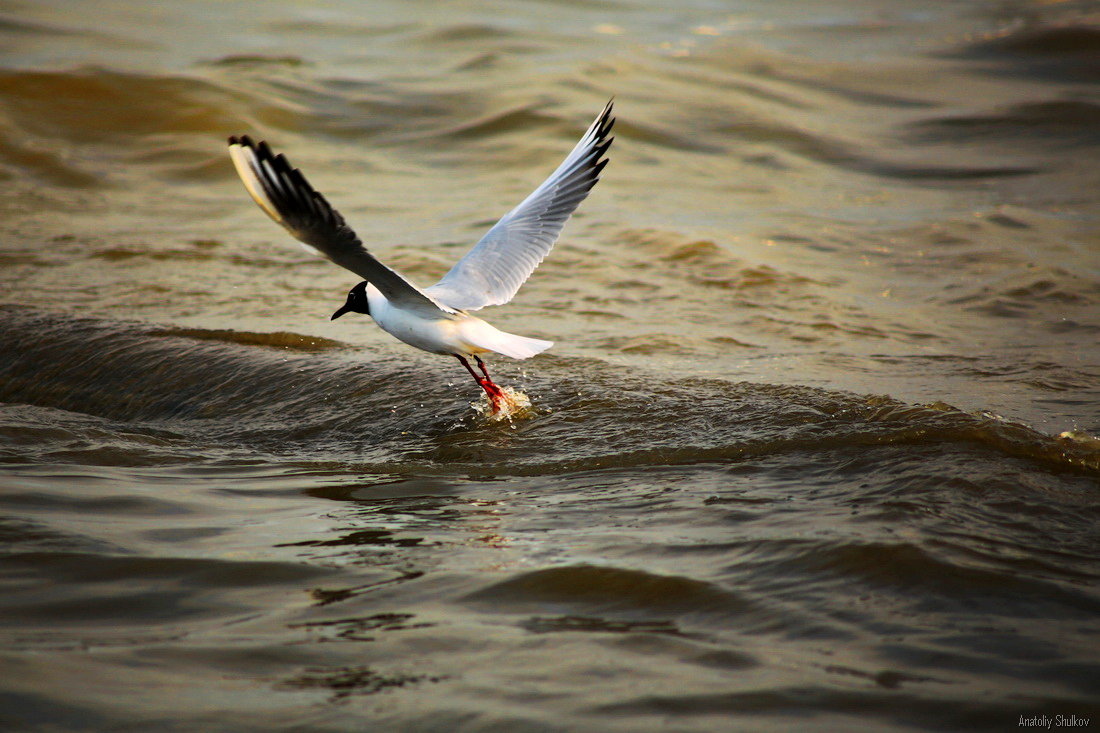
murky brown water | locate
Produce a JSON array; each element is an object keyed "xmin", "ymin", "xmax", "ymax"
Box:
[{"xmin": 1, "ymin": 0, "xmax": 1099, "ymax": 730}]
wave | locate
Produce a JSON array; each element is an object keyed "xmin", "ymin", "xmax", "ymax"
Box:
[
  {"xmin": 148, "ymin": 327, "xmax": 347, "ymax": 352},
  {"xmin": 909, "ymin": 99, "xmax": 1100, "ymax": 149},
  {"xmin": 711, "ymin": 112, "xmax": 1039, "ymax": 180},
  {"xmin": 1, "ymin": 307, "xmax": 1096, "ymax": 476},
  {"xmin": 0, "ymin": 65, "xmax": 449, "ymax": 188},
  {"xmin": 463, "ymin": 564, "xmax": 761, "ymax": 617},
  {"xmin": 949, "ymin": 24, "xmax": 1100, "ymax": 83}
]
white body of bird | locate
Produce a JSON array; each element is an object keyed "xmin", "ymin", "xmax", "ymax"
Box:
[{"xmin": 363, "ymin": 283, "xmax": 552, "ymax": 359}]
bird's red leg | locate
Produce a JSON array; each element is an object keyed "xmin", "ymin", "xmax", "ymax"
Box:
[
  {"xmin": 473, "ymin": 356, "xmax": 507, "ymax": 402},
  {"xmin": 455, "ymin": 355, "xmax": 505, "ymax": 412},
  {"xmin": 474, "ymin": 355, "xmax": 493, "ymax": 382}
]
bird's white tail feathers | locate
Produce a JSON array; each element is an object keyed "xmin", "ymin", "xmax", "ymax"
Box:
[{"xmin": 468, "ymin": 328, "xmax": 553, "ymax": 360}]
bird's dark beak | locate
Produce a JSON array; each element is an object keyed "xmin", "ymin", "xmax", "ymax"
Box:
[{"xmin": 331, "ymin": 303, "xmax": 352, "ymax": 320}]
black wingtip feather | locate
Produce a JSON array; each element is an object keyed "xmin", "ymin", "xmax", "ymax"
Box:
[
  {"xmin": 257, "ymin": 140, "xmax": 275, "ymax": 160},
  {"xmin": 231, "ymin": 133, "xmax": 332, "ymax": 227}
]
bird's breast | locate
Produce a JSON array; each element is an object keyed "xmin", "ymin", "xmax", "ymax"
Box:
[{"xmin": 368, "ymin": 300, "xmax": 464, "ymax": 355}]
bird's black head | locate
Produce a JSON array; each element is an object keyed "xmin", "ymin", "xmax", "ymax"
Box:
[{"xmin": 331, "ymin": 281, "xmax": 370, "ymax": 320}]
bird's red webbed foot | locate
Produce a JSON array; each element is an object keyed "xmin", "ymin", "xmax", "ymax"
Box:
[
  {"xmin": 479, "ymin": 378, "xmax": 506, "ymax": 413},
  {"xmin": 456, "ymin": 354, "xmax": 507, "ymax": 414}
]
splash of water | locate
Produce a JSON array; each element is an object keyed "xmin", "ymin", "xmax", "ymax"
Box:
[{"xmin": 473, "ymin": 386, "xmax": 533, "ymax": 421}]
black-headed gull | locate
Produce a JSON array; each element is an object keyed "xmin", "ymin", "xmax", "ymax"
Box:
[{"xmin": 228, "ymin": 101, "xmax": 613, "ymax": 412}]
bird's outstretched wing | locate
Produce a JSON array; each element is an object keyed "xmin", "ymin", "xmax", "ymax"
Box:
[
  {"xmin": 425, "ymin": 100, "xmax": 614, "ymax": 312},
  {"xmin": 227, "ymin": 136, "xmax": 454, "ymax": 317}
]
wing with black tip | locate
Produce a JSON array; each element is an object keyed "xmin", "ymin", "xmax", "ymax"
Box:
[
  {"xmin": 227, "ymin": 136, "xmax": 453, "ymax": 316},
  {"xmin": 425, "ymin": 100, "xmax": 614, "ymax": 311}
]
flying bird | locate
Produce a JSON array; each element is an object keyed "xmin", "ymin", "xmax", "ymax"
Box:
[{"xmin": 228, "ymin": 101, "xmax": 614, "ymax": 413}]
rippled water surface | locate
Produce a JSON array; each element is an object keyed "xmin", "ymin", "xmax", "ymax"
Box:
[{"xmin": 1, "ymin": 0, "xmax": 1099, "ymax": 730}]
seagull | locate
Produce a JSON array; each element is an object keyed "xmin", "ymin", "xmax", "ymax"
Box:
[{"xmin": 227, "ymin": 100, "xmax": 614, "ymax": 413}]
